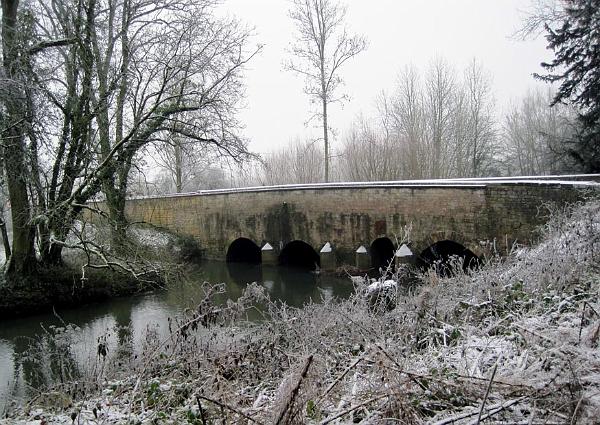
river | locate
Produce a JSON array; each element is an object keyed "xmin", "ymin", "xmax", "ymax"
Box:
[{"xmin": 0, "ymin": 261, "xmax": 354, "ymax": 414}]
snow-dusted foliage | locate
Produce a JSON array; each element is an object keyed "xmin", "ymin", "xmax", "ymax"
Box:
[{"xmin": 2, "ymin": 199, "xmax": 599, "ymax": 424}]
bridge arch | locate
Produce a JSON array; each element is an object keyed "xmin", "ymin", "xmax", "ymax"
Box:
[
  {"xmin": 226, "ymin": 238, "xmax": 261, "ymax": 264},
  {"xmin": 418, "ymin": 239, "xmax": 480, "ymax": 276},
  {"xmin": 279, "ymin": 240, "xmax": 320, "ymax": 270},
  {"xmin": 425, "ymin": 228, "xmax": 486, "ymax": 256},
  {"xmin": 370, "ymin": 237, "xmax": 395, "ymax": 271}
]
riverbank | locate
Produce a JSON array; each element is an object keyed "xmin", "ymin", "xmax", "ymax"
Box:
[
  {"xmin": 0, "ymin": 223, "xmax": 195, "ymax": 318},
  {"xmin": 2, "ymin": 199, "xmax": 599, "ymax": 424},
  {"xmin": 0, "ymin": 266, "xmax": 165, "ymax": 319}
]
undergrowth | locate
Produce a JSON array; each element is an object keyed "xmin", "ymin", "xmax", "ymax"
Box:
[{"xmin": 2, "ymin": 200, "xmax": 599, "ymax": 424}]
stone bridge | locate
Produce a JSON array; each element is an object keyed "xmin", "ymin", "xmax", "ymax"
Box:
[{"xmin": 117, "ymin": 175, "xmax": 600, "ymax": 271}]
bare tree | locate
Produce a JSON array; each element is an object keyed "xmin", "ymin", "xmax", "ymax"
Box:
[
  {"xmin": 151, "ymin": 141, "xmax": 234, "ymax": 193},
  {"xmin": 285, "ymin": 0, "xmax": 366, "ymax": 183},
  {"xmin": 424, "ymin": 57, "xmax": 457, "ymax": 179},
  {"xmin": 501, "ymin": 88, "xmax": 578, "ymax": 175},
  {"xmin": 79, "ymin": 0, "xmax": 258, "ymax": 248},
  {"xmin": 514, "ymin": 0, "xmax": 567, "ymax": 39},
  {"xmin": 151, "ymin": 126, "xmax": 235, "ymax": 194},
  {"xmin": 337, "ymin": 58, "xmax": 498, "ymax": 181},
  {"xmin": 462, "ymin": 59, "xmax": 497, "ymax": 176},
  {"xmin": 259, "ymin": 138, "xmax": 324, "ymax": 185},
  {"xmin": 0, "ymin": 0, "xmax": 259, "ymax": 276},
  {"xmin": 339, "ymin": 114, "xmax": 404, "ymax": 182},
  {"xmin": 1, "ymin": 0, "xmax": 37, "ymax": 275},
  {"xmin": 384, "ymin": 66, "xmax": 427, "ymax": 179}
]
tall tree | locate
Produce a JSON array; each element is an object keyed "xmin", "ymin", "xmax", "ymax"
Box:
[
  {"xmin": 502, "ymin": 88, "xmax": 578, "ymax": 175},
  {"xmin": 1, "ymin": 0, "xmax": 36, "ymax": 275},
  {"xmin": 387, "ymin": 65, "xmax": 426, "ymax": 179},
  {"xmin": 0, "ymin": 0, "xmax": 259, "ymax": 277},
  {"xmin": 338, "ymin": 58, "xmax": 498, "ymax": 181},
  {"xmin": 28, "ymin": 0, "xmax": 258, "ymax": 257},
  {"xmin": 535, "ymin": 0, "xmax": 600, "ymax": 172},
  {"xmin": 286, "ymin": 0, "xmax": 366, "ymax": 182},
  {"xmin": 82, "ymin": 0, "xmax": 256, "ymax": 249},
  {"xmin": 424, "ymin": 57, "xmax": 456, "ymax": 179},
  {"xmin": 463, "ymin": 59, "xmax": 497, "ymax": 177},
  {"xmin": 259, "ymin": 138, "xmax": 324, "ymax": 185}
]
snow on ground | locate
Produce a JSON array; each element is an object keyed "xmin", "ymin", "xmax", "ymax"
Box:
[{"xmin": 128, "ymin": 225, "xmax": 175, "ymax": 249}]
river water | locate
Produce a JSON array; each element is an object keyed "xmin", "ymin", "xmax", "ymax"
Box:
[{"xmin": 0, "ymin": 261, "xmax": 354, "ymax": 413}]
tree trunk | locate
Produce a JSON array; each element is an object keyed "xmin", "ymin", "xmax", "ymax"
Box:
[
  {"xmin": 0, "ymin": 148, "xmax": 12, "ymax": 261},
  {"xmin": 2, "ymin": 0, "xmax": 37, "ymax": 277},
  {"xmin": 0, "ymin": 213, "xmax": 10, "ymax": 261},
  {"xmin": 322, "ymin": 97, "xmax": 329, "ymax": 183},
  {"xmin": 102, "ymin": 179, "xmax": 128, "ymax": 252},
  {"xmin": 175, "ymin": 141, "xmax": 183, "ymax": 193}
]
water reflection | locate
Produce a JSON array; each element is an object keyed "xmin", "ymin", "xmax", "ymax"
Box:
[
  {"xmin": 0, "ymin": 341, "xmax": 26, "ymax": 415},
  {"xmin": 0, "ymin": 261, "xmax": 353, "ymax": 411}
]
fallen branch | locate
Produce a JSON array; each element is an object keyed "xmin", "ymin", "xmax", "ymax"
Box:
[
  {"xmin": 432, "ymin": 397, "xmax": 527, "ymax": 425},
  {"xmin": 467, "ymin": 397, "xmax": 526, "ymax": 425},
  {"xmin": 318, "ymin": 354, "xmax": 365, "ymax": 403},
  {"xmin": 274, "ymin": 354, "xmax": 314, "ymax": 424},
  {"xmin": 319, "ymin": 394, "xmax": 389, "ymax": 425},
  {"xmin": 197, "ymin": 393, "xmax": 264, "ymax": 425},
  {"xmin": 476, "ymin": 363, "xmax": 497, "ymax": 424}
]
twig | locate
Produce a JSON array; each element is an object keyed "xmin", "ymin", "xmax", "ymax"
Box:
[
  {"xmin": 319, "ymin": 394, "xmax": 389, "ymax": 425},
  {"xmin": 570, "ymin": 394, "xmax": 584, "ymax": 425},
  {"xmin": 375, "ymin": 343, "xmax": 428, "ymax": 391},
  {"xmin": 476, "ymin": 363, "xmax": 497, "ymax": 424},
  {"xmin": 196, "ymin": 396, "xmax": 207, "ymax": 424},
  {"xmin": 584, "ymin": 301, "xmax": 599, "ymax": 318},
  {"xmin": 318, "ymin": 354, "xmax": 365, "ymax": 403},
  {"xmin": 513, "ymin": 323, "xmax": 553, "ymax": 343},
  {"xmin": 467, "ymin": 397, "xmax": 527, "ymax": 425},
  {"xmin": 432, "ymin": 397, "xmax": 527, "ymax": 425},
  {"xmin": 578, "ymin": 302, "xmax": 587, "ymax": 344},
  {"xmin": 579, "ymin": 301, "xmax": 600, "ymax": 344},
  {"xmin": 197, "ymin": 393, "xmax": 264, "ymax": 424}
]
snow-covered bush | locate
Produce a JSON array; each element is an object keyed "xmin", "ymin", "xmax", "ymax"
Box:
[{"xmin": 3, "ymin": 198, "xmax": 600, "ymax": 424}]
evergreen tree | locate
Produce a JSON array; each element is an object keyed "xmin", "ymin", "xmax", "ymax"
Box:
[{"xmin": 536, "ymin": 0, "xmax": 600, "ymax": 172}]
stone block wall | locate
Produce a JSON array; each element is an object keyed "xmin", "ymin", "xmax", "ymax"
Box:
[{"xmin": 119, "ymin": 180, "xmax": 596, "ymax": 264}]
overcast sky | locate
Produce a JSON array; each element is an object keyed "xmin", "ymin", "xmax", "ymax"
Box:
[{"xmin": 220, "ymin": 0, "xmax": 550, "ymax": 155}]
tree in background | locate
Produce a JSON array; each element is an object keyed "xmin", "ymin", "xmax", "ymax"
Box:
[
  {"xmin": 463, "ymin": 59, "xmax": 497, "ymax": 177},
  {"xmin": 259, "ymin": 138, "xmax": 324, "ymax": 185},
  {"xmin": 338, "ymin": 58, "xmax": 498, "ymax": 181},
  {"xmin": 534, "ymin": 0, "xmax": 600, "ymax": 172},
  {"xmin": 152, "ymin": 138, "xmax": 222, "ymax": 194},
  {"xmin": 286, "ymin": 0, "xmax": 366, "ymax": 182},
  {"xmin": 423, "ymin": 57, "xmax": 456, "ymax": 178},
  {"xmin": 515, "ymin": 0, "xmax": 567, "ymax": 39},
  {"xmin": 338, "ymin": 114, "xmax": 404, "ymax": 182},
  {"xmin": 501, "ymin": 88, "xmax": 578, "ymax": 175}
]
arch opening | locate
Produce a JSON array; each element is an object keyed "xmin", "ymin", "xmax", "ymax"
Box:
[
  {"xmin": 226, "ymin": 238, "xmax": 261, "ymax": 264},
  {"xmin": 279, "ymin": 240, "xmax": 320, "ymax": 270},
  {"xmin": 370, "ymin": 237, "xmax": 395, "ymax": 272},
  {"xmin": 418, "ymin": 240, "xmax": 480, "ymax": 276}
]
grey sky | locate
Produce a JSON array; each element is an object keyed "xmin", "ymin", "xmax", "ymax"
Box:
[{"xmin": 222, "ymin": 0, "xmax": 549, "ymax": 155}]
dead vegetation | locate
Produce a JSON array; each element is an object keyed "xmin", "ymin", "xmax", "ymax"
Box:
[{"xmin": 3, "ymin": 199, "xmax": 599, "ymax": 424}]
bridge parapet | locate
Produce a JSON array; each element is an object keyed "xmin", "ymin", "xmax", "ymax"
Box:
[{"xmin": 116, "ymin": 176, "xmax": 600, "ymax": 269}]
